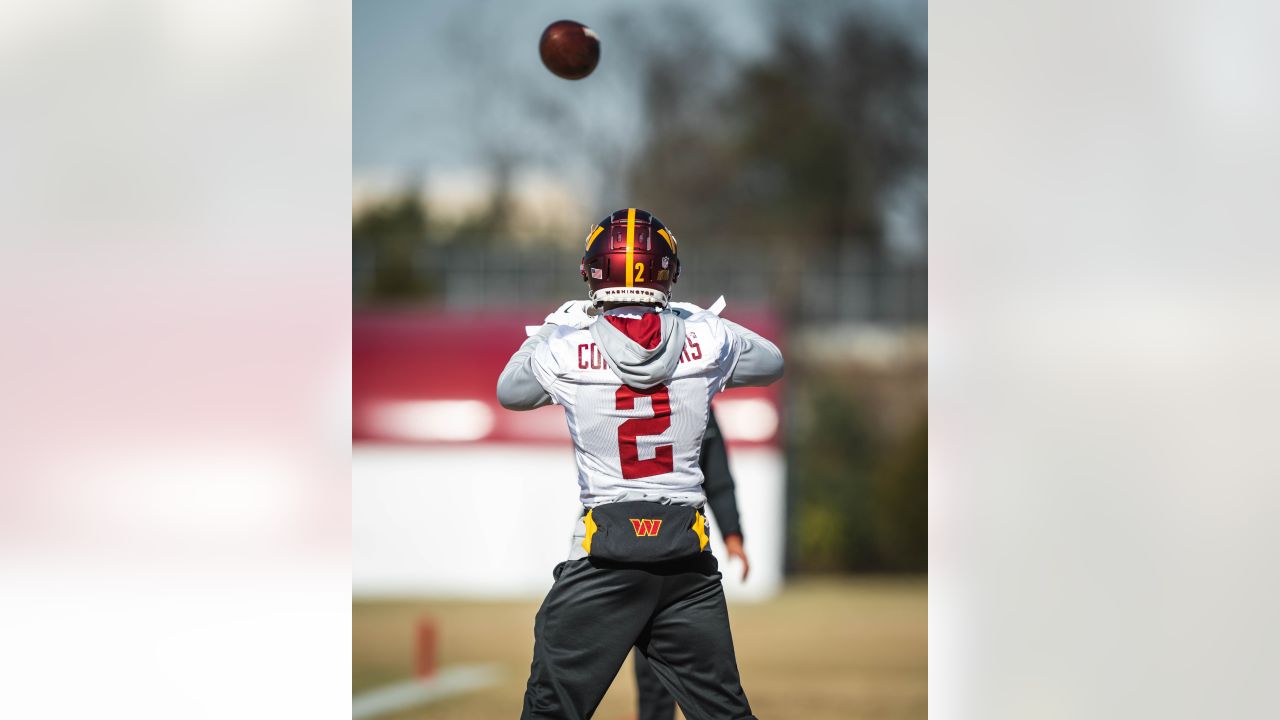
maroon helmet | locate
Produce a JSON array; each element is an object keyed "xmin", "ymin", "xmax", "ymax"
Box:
[{"xmin": 580, "ymin": 208, "xmax": 681, "ymax": 306}]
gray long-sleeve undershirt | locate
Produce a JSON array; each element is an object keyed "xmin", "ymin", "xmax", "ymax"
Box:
[
  {"xmin": 496, "ymin": 325, "xmax": 556, "ymax": 411},
  {"xmin": 719, "ymin": 318, "xmax": 784, "ymax": 388}
]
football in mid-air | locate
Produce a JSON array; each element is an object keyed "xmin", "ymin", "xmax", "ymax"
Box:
[{"xmin": 539, "ymin": 20, "xmax": 600, "ymax": 80}]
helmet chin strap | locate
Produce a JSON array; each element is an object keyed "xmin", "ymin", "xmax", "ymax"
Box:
[
  {"xmin": 597, "ymin": 301, "xmax": 667, "ymax": 311},
  {"xmin": 589, "ymin": 288, "xmax": 670, "ymax": 308}
]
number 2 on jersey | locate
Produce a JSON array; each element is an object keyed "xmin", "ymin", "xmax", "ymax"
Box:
[{"xmin": 615, "ymin": 384, "xmax": 673, "ymax": 479}]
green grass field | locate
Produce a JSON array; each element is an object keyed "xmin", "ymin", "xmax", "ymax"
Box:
[{"xmin": 354, "ymin": 577, "xmax": 926, "ymax": 719}]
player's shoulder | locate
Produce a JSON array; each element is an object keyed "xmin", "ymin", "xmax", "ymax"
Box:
[
  {"xmin": 545, "ymin": 323, "xmax": 591, "ymax": 342},
  {"xmin": 667, "ymin": 299, "xmax": 729, "ymax": 329},
  {"xmin": 681, "ymin": 309, "xmax": 724, "ymax": 326},
  {"xmin": 676, "ymin": 309, "xmax": 731, "ymax": 342},
  {"xmin": 538, "ymin": 324, "xmax": 594, "ymax": 365}
]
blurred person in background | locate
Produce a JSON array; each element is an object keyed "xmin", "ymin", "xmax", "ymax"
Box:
[
  {"xmin": 632, "ymin": 409, "xmax": 749, "ymax": 720},
  {"xmin": 497, "ymin": 209, "xmax": 783, "ymax": 720}
]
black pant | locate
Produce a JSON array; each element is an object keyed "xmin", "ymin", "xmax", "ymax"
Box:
[
  {"xmin": 521, "ymin": 554, "xmax": 755, "ymax": 720},
  {"xmin": 635, "ymin": 650, "xmax": 678, "ymax": 720}
]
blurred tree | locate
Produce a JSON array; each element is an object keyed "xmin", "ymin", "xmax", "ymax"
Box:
[
  {"xmin": 353, "ymin": 155, "xmax": 569, "ymax": 306},
  {"xmin": 446, "ymin": 153, "xmax": 518, "ymax": 248},
  {"xmin": 789, "ymin": 370, "xmax": 879, "ymax": 572},
  {"xmin": 871, "ymin": 414, "xmax": 928, "ymax": 571},
  {"xmin": 789, "ymin": 368, "xmax": 927, "ymax": 574},
  {"xmin": 627, "ymin": 11, "xmax": 926, "ymax": 261},
  {"xmin": 352, "ymin": 187, "xmax": 434, "ymax": 303}
]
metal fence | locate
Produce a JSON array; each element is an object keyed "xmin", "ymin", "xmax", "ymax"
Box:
[{"xmin": 355, "ymin": 240, "xmax": 926, "ymax": 326}]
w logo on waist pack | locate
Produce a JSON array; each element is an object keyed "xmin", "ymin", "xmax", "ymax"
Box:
[{"xmin": 630, "ymin": 518, "xmax": 663, "ymax": 537}]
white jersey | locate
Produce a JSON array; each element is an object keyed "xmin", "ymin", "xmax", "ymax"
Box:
[{"xmin": 527, "ymin": 312, "xmax": 742, "ymax": 507}]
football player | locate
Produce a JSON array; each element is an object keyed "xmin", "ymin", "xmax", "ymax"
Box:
[{"xmin": 497, "ymin": 208, "xmax": 783, "ymax": 720}]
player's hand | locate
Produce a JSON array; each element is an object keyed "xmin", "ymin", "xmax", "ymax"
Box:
[
  {"xmin": 543, "ymin": 300, "xmax": 596, "ymax": 329},
  {"xmin": 667, "ymin": 301, "xmax": 705, "ymax": 318},
  {"xmin": 723, "ymin": 534, "xmax": 750, "ymax": 581}
]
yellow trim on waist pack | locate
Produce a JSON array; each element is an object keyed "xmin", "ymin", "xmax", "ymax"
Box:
[
  {"xmin": 692, "ymin": 511, "xmax": 709, "ymax": 551},
  {"xmin": 582, "ymin": 509, "xmax": 598, "ymax": 554}
]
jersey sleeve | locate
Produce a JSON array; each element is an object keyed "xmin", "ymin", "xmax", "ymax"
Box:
[
  {"xmin": 528, "ymin": 335, "xmax": 564, "ymax": 403},
  {"xmin": 496, "ymin": 325, "xmax": 563, "ymax": 410},
  {"xmin": 710, "ymin": 316, "xmax": 784, "ymax": 389},
  {"xmin": 713, "ymin": 319, "xmax": 743, "ymax": 391}
]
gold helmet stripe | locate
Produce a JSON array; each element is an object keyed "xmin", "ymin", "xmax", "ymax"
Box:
[
  {"xmin": 585, "ymin": 224, "xmax": 604, "ymax": 250},
  {"xmin": 625, "ymin": 208, "xmax": 636, "ymax": 287},
  {"xmin": 656, "ymin": 227, "xmax": 676, "ymax": 253}
]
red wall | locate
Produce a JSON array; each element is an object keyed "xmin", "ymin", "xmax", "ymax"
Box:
[{"xmin": 353, "ymin": 307, "xmax": 783, "ymax": 447}]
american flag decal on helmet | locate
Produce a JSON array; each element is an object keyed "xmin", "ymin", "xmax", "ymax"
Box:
[{"xmin": 591, "ymin": 267, "xmax": 604, "ymax": 280}]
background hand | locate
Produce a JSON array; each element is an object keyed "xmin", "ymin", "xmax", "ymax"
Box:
[{"xmin": 723, "ymin": 534, "xmax": 750, "ymax": 581}]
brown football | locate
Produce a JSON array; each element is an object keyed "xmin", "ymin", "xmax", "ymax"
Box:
[{"xmin": 539, "ymin": 20, "xmax": 600, "ymax": 80}]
